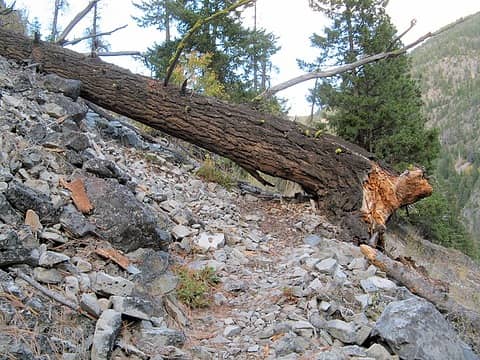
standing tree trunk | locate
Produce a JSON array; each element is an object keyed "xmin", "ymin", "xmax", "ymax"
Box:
[{"xmin": 0, "ymin": 28, "xmax": 433, "ymax": 243}]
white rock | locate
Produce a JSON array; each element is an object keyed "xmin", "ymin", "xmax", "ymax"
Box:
[
  {"xmin": 194, "ymin": 232, "xmax": 225, "ymax": 251},
  {"xmin": 360, "ymin": 276, "xmax": 397, "ymax": 293},
  {"xmin": 315, "ymin": 258, "xmax": 338, "ymax": 275}
]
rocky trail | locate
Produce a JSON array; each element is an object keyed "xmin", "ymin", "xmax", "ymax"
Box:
[{"xmin": 0, "ymin": 55, "xmax": 479, "ymax": 360}]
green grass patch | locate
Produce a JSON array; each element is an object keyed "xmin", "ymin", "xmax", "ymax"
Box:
[
  {"xmin": 195, "ymin": 156, "xmax": 234, "ymax": 189},
  {"xmin": 174, "ymin": 266, "xmax": 220, "ymax": 308}
]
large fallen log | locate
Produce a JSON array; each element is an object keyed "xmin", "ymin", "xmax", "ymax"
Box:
[{"xmin": 0, "ymin": 28, "xmax": 433, "ymax": 243}]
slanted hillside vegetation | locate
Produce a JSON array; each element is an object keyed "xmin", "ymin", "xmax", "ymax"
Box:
[{"xmin": 411, "ymin": 12, "xmax": 480, "ymax": 254}]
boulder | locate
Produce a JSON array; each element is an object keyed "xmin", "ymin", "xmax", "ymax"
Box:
[
  {"xmin": 84, "ymin": 177, "xmax": 171, "ymax": 252},
  {"xmin": 373, "ymin": 297, "xmax": 477, "ymax": 360}
]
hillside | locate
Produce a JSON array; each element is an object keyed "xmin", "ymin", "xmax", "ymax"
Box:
[
  {"xmin": 1, "ymin": 52, "xmax": 480, "ymax": 358},
  {"xmin": 411, "ymin": 12, "xmax": 480, "ymax": 240}
]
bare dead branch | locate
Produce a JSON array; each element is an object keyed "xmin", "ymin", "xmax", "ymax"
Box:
[
  {"xmin": 10, "ymin": 268, "xmax": 79, "ymax": 311},
  {"xmin": 62, "ymin": 24, "xmax": 128, "ymax": 47},
  {"xmin": 388, "ymin": 18, "xmax": 417, "ymax": 50},
  {"xmin": 261, "ymin": 15, "xmax": 470, "ymax": 99},
  {"xmin": 56, "ymin": 0, "xmax": 99, "ymax": 45},
  {"xmin": 92, "ymin": 51, "xmax": 142, "ymax": 57}
]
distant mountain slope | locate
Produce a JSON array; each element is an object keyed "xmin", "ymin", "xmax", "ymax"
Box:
[{"xmin": 411, "ymin": 12, "xmax": 480, "ymax": 239}]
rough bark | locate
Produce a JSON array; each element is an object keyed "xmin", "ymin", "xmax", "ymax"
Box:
[{"xmin": 0, "ymin": 28, "xmax": 433, "ymax": 243}]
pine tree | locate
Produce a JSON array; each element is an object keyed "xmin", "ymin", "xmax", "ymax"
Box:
[
  {"xmin": 134, "ymin": 0, "xmax": 279, "ymax": 104},
  {"xmin": 302, "ymin": 0, "xmax": 439, "ymax": 170}
]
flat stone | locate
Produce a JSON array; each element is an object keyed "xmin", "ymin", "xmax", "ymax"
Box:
[
  {"xmin": 33, "ymin": 267, "xmax": 63, "ymax": 284},
  {"xmin": 111, "ymin": 296, "xmax": 154, "ymax": 321},
  {"xmin": 303, "ymin": 234, "xmax": 322, "ymax": 246},
  {"xmin": 171, "ymin": 224, "xmax": 194, "ymax": 240},
  {"xmin": 80, "ymin": 293, "xmax": 102, "ymax": 318},
  {"xmin": 38, "ymin": 250, "xmax": 70, "ymax": 267},
  {"xmin": 91, "ymin": 272, "xmax": 134, "ymax": 296},
  {"xmin": 315, "ymin": 258, "xmax": 338, "ymax": 275},
  {"xmin": 74, "ymin": 258, "xmax": 92, "ymax": 273},
  {"xmin": 247, "ymin": 345, "xmax": 260, "ymax": 352},
  {"xmin": 223, "ymin": 325, "xmax": 241, "ymax": 338},
  {"xmin": 91, "ymin": 309, "xmax": 122, "ymax": 360},
  {"xmin": 326, "ymin": 320, "xmax": 357, "ymax": 344},
  {"xmin": 360, "ymin": 276, "xmax": 396, "ymax": 293},
  {"xmin": 39, "ymin": 230, "xmax": 67, "ymax": 244},
  {"xmin": 366, "ymin": 343, "xmax": 392, "ymax": 360},
  {"xmin": 135, "ymin": 327, "xmax": 186, "ymax": 353},
  {"xmin": 24, "ymin": 209, "xmax": 42, "ymax": 233},
  {"xmin": 348, "ymin": 257, "xmax": 367, "ymax": 270}
]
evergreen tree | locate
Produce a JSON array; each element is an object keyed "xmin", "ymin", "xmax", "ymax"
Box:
[
  {"xmin": 301, "ymin": 0, "xmax": 439, "ymax": 170},
  {"xmin": 134, "ymin": 0, "xmax": 280, "ymax": 104},
  {"xmin": 29, "ymin": 17, "xmax": 42, "ymax": 38}
]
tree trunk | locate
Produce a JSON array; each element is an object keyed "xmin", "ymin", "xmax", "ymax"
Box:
[{"xmin": 0, "ymin": 28, "xmax": 433, "ymax": 243}]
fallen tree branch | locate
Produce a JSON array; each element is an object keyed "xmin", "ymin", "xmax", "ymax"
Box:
[
  {"xmin": 163, "ymin": 0, "xmax": 254, "ymax": 86},
  {"xmin": 261, "ymin": 15, "xmax": 470, "ymax": 98},
  {"xmin": 360, "ymin": 245, "xmax": 480, "ymax": 337},
  {"xmin": 10, "ymin": 268, "xmax": 79, "ymax": 311},
  {"xmin": 62, "ymin": 24, "xmax": 128, "ymax": 47},
  {"xmin": 93, "ymin": 51, "xmax": 143, "ymax": 57},
  {"xmin": 56, "ymin": 0, "xmax": 99, "ymax": 45}
]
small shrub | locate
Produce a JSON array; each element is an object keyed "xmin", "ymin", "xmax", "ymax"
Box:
[
  {"xmin": 174, "ymin": 266, "xmax": 220, "ymax": 308},
  {"xmin": 196, "ymin": 156, "xmax": 234, "ymax": 189}
]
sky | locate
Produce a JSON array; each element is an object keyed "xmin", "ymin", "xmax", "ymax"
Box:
[{"xmin": 15, "ymin": 0, "xmax": 480, "ymax": 115}]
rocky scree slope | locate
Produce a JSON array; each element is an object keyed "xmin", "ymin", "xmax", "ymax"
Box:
[{"xmin": 0, "ymin": 55, "xmax": 479, "ymax": 359}]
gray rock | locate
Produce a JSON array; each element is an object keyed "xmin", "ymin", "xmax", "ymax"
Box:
[
  {"xmin": 60, "ymin": 204, "xmax": 97, "ymax": 237},
  {"xmin": 171, "ymin": 224, "xmax": 195, "ymax": 240},
  {"xmin": 223, "ymin": 325, "xmax": 242, "ymax": 338},
  {"xmin": 0, "ymin": 226, "xmax": 19, "ymax": 250},
  {"xmin": 80, "ymin": 293, "xmax": 102, "ymax": 317},
  {"xmin": 5, "ymin": 181, "xmax": 58, "ymax": 224},
  {"xmin": 315, "ymin": 258, "xmax": 338, "ymax": 275},
  {"xmin": 223, "ymin": 279, "xmax": 247, "ymax": 292},
  {"xmin": 274, "ymin": 333, "xmax": 310, "ymax": 357},
  {"xmin": 64, "ymin": 276, "xmax": 80, "ymax": 300},
  {"xmin": 92, "ymin": 272, "xmax": 134, "ymax": 296},
  {"xmin": 374, "ymin": 297, "xmax": 475, "ymax": 360},
  {"xmin": 43, "ymin": 74, "xmax": 81, "ymax": 101},
  {"xmin": 131, "ymin": 249, "xmax": 177, "ymax": 297},
  {"xmin": 33, "ymin": 267, "xmax": 63, "ymax": 284},
  {"xmin": 66, "ymin": 132, "xmax": 91, "ymax": 152},
  {"xmin": 0, "ymin": 246, "xmax": 38, "ymax": 267},
  {"xmin": 360, "ymin": 276, "xmax": 396, "ymax": 293},
  {"xmin": 326, "ymin": 320, "xmax": 357, "ymax": 344},
  {"xmin": 73, "ymin": 258, "xmax": 92, "ymax": 272},
  {"xmin": 45, "ymin": 93, "xmax": 87, "ymax": 121},
  {"xmin": 38, "ymin": 250, "xmax": 70, "ymax": 267},
  {"xmin": 136, "ymin": 327, "xmax": 186, "ymax": 353},
  {"xmin": 85, "ymin": 177, "xmax": 171, "ymax": 252},
  {"xmin": 365, "ymin": 343, "xmax": 391, "ymax": 360},
  {"xmin": 111, "ymin": 296, "xmax": 154, "ymax": 320},
  {"xmin": 304, "ymin": 234, "xmax": 322, "ymax": 246},
  {"xmin": 91, "ymin": 309, "xmax": 122, "ymax": 360},
  {"xmin": 315, "ymin": 350, "xmax": 346, "ymax": 360},
  {"xmin": 83, "ymin": 159, "xmax": 128, "ymax": 182}
]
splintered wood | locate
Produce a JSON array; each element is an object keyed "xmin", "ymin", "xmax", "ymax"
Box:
[
  {"xmin": 361, "ymin": 165, "xmax": 432, "ymax": 231},
  {"xmin": 60, "ymin": 178, "xmax": 94, "ymax": 214}
]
